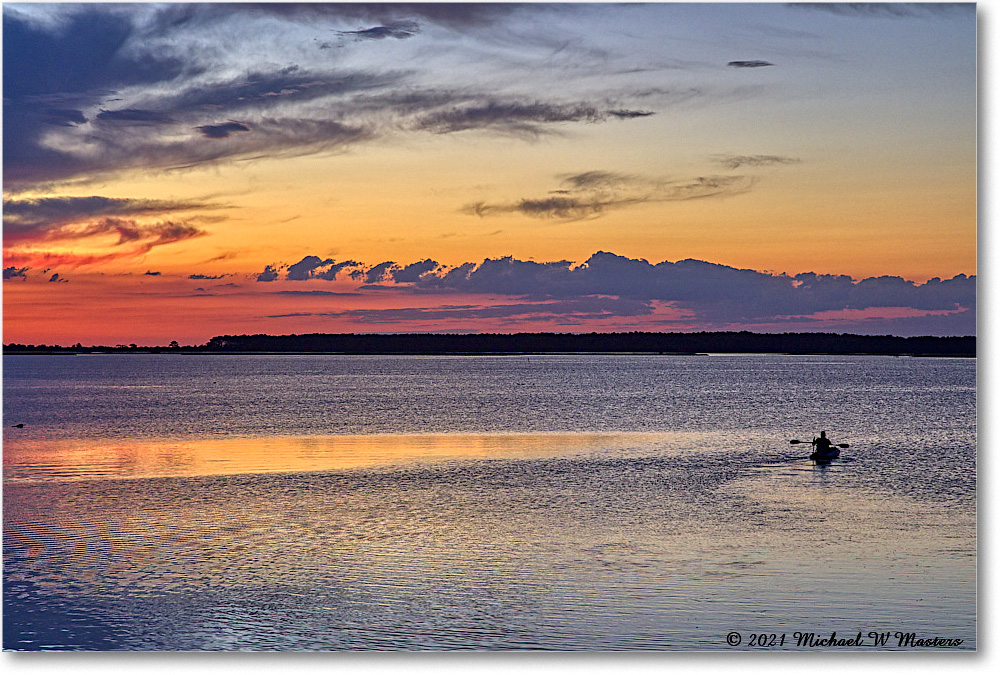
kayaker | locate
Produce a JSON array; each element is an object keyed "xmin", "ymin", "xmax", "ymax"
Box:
[{"xmin": 812, "ymin": 431, "xmax": 833, "ymax": 453}]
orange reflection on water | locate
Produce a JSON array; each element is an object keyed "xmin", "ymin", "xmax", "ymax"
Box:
[{"xmin": 3, "ymin": 432, "xmax": 670, "ymax": 483}]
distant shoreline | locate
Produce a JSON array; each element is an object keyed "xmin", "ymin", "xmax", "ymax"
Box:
[{"xmin": 3, "ymin": 331, "xmax": 976, "ymax": 358}]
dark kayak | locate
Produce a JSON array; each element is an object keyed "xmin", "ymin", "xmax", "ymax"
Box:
[{"xmin": 809, "ymin": 447, "xmax": 841, "ymax": 462}]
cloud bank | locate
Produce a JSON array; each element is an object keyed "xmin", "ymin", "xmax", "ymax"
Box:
[{"xmin": 248, "ymin": 251, "xmax": 974, "ymax": 335}]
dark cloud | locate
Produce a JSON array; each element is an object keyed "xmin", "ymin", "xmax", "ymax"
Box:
[
  {"xmin": 5, "ymin": 217, "xmax": 208, "ymax": 265},
  {"xmin": 362, "ymin": 261, "xmax": 396, "ymax": 284},
  {"xmin": 144, "ymin": 270, "xmax": 161, "ymax": 276},
  {"xmin": 727, "ymin": 60, "xmax": 774, "ymax": 68},
  {"xmin": 256, "ymin": 265, "xmax": 280, "ymax": 282},
  {"xmin": 285, "ymin": 255, "xmax": 360, "ymax": 281},
  {"xmin": 3, "ymin": 266, "xmax": 30, "ymax": 281},
  {"xmin": 3, "ymin": 6, "xmax": 397, "ymax": 188},
  {"xmin": 189, "ymin": 273, "xmax": 227, "ymax": 280},
  {"xmin": 92, "ymin": 219, "xmax": 207, "ymax": 252},
  {"xmin": 607, "ymin": 109, "xmax": 656, "ymax": 119},
  {"xmin": 195, "ymin": 121, "xmax": 251, "ymax": 139},
  {"xmin": 464, "ymin": 174, "xmax": 753, "ymax": 219},
  {"xmin": 313, "ymin": 260, "xmax": 360, "ymax": 281},
  {"xmin": 287, "ymin": 255, "xmax": 333, "ymax": 281},
  {"xmin": 465, "ymin": 194, "xmax": 647, "ymax": 220},
  {"xmin": 2, "ymin": 5, "xmax": 655, "ymax": 190},
  {"xmin": 2, "ymin": 7, "xmax": 194, "ymax": 187},
  {"xmin": 96, "ymin": 108, "xmax": 176, "ymax": 125},
  {"xmin": 48, "ymin": 273, "xmax": 67, "ymax": 283},
  {"xmin": 407, "ymin": 251, "xmax": 975, "ymax": 331},
  {"xmin": 391, "ymin": 259, "xmax": 439, "ymax": 282},
  {"xmin": 3, "ymin": 195, "xmax": 216, "ymax": 243},
  {"xmin": 338, "ymin": 20, "xmax": 421, "ymax": 40},
  {"xmin": 252, "ymin": 250, "xmax": 969, "ymax": 334},
  {"xmin": 414, "ymin": 101, "xmax": 648, "ymax": 136},
  {"xmin": 714, "ymin": 154, "xmax": 801, "ymax": 169}
]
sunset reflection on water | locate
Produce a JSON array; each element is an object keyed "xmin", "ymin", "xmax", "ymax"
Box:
[{"xmin": 3, "ymin": 432, "xmax": 677, "ymax": 483}]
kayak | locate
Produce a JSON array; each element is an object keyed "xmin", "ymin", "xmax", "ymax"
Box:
[{"xmin": 809, "ymin": 447, "xmax": 841, "ymax": 462}]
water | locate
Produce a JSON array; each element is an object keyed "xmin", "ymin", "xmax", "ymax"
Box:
[{"xmin": 2, "ymin": 354, "xmax": 976, "ymax": 650}]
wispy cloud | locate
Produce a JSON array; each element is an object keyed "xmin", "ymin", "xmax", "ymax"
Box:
[
  {"xmin": 2, "ymin": 5, "xmax": 658, "ymax": 191},
  {"xmin": 413, "ymin": 101, "xmax": 652, "ymax": 137},
  {"xmin": 788, "ymin": 3, "xmax": 974, "ymax": 18},
  {"xmin": 3, "ymin": 195, "xmax": 217, "ymax": 242},
  {"xmin": 713, "ymin": 154, "xmax": 801, "ymax": 169},
  {"xmin": 268, "ymin": 296, "xmax": 654, "ymax": 324},
  {"xmin": 463, "ymin": 172, "xmax": 753, "ymax": 220}
]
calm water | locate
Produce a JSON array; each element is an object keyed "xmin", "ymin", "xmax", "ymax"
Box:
[{"xmin": 2, "ymin": 354, "xmax": 976, "ymax": 650}]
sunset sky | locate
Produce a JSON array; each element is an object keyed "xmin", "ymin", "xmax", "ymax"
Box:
[{"xmin": 2, "ymin": 2, "xmax": 977, "ymax": 345}]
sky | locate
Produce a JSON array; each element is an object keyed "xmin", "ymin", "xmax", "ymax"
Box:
[{"xmin": 1, "ymin": 2, "xmax": 977, "ymax": 345}]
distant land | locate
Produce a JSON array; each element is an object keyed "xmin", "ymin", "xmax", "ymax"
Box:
[{"xmin": 3, "ymin": 332, "xmax": 975, "ymax": 357}]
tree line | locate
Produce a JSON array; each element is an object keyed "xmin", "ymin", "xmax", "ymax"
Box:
[{"xmin": 3, "ymin": 332, "xmax": 975, "ymax": 356}]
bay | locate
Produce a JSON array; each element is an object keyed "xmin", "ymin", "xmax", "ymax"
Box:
[{"xmin": 2, "ymin": 354, "xmax": 976, "ymax": 650}]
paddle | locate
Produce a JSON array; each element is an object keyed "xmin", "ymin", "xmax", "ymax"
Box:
[{"xmin": 790, "ymin": 439, "xmax": 850, "ymax": 448}]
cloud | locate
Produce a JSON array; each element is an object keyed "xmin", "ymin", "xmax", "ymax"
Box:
[
  {"xmin": 465, "ymin": 195, "xmax": 647, "ymax": 219},
  {"xmin": 3, "ymin": 266, "xmax": 29, "ymax": 281},
  {"xmin": 48, "ymin": 273, "xmax": 68, "ymax": 283},
  {"xmin": 276, "ymin": 290, "xmax": 363, "ymax": 297},
  {"xmin": 559, "ymin": 170, "xmax": 637, "ymax": 190},
  {"xmin": 713, "ymin": 154, "xmax": 801, "ymax": 169},
  {"xmin": 144, "ymin": 270, "xmax": 161, "ymax": 276},
  {"xmin": 3, "ymin": 5, "xmax": 661, "ymax": 191},
  {"xmin": 95, "ymin": 108, "xmax": 176, "ymax": 125},
  {"xmin": 337, "ymin": 20, "xmax": 421, "ymax": 41},
  {"xmin": 464, "ymin": 173, "xmax": 753, "ymax": 219},
  {"xmin": 2, "ymin": 250, "xmax": 131, "ymax": 269},
  {"xmin": 256, "ymin": 265, "xmax": 280, "ymax": 282},
  {"xmin": 170, "ymin": 3, "xmax": 525, "ymax": 31},
  {"xmin": 727, "ymin": 60, "xmax": 774, "ymax": 68},
  {"xmin": 391, "ymin": 259, "xmax": 439, "ymax": 282},
  {"xmin": 411, "ymin": 251, "xmax": 974, "ymax": 325},
  {"xmin": 243, "ymin": 251, "xmax": 973, "ymax": 334},
  {"xmin": 268, "ymin": 296, "xmax": 654, "ymax": 324},
  {"xmin": 607, "ymin": 109, "xmax": 656, "ymax": 119},
  {"xmin": 188, "ymin": 273, "xmax": 227, "ymax": 280},
  {"xmin": 80, "ymin": 218, "xmax": 208, "ymax": 253},
  {"xmin": 2, "ymin": 7, "xmax": 194, "ymax": 187},
  {"xmin": 788, "ymin": 3, "xmax": 974, "ymax": 18},
  {"xmin": 3, "ymin": 195, "xmax": 216, "ymax": 242},
  {"xmin": 285, "ymin": 255, "xmax": 360, "ymax": 281},
  {"xmin": 362, "ymin": 261, "xmax": 396, "ymax": 284},
  {"xmin": 3, "ymin": 196, "xmax": 210, "ymax": 269},
  {"xmin": 195, "ymin": 121, "xmax": 251, "ymax": 139},
  {"xmin": 414, "ymin": 101, "xmax": 649, "ymax": 136},
  {"xmin": 287, "ymin": 255, "xmax": 331, "ymax": 281}
]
